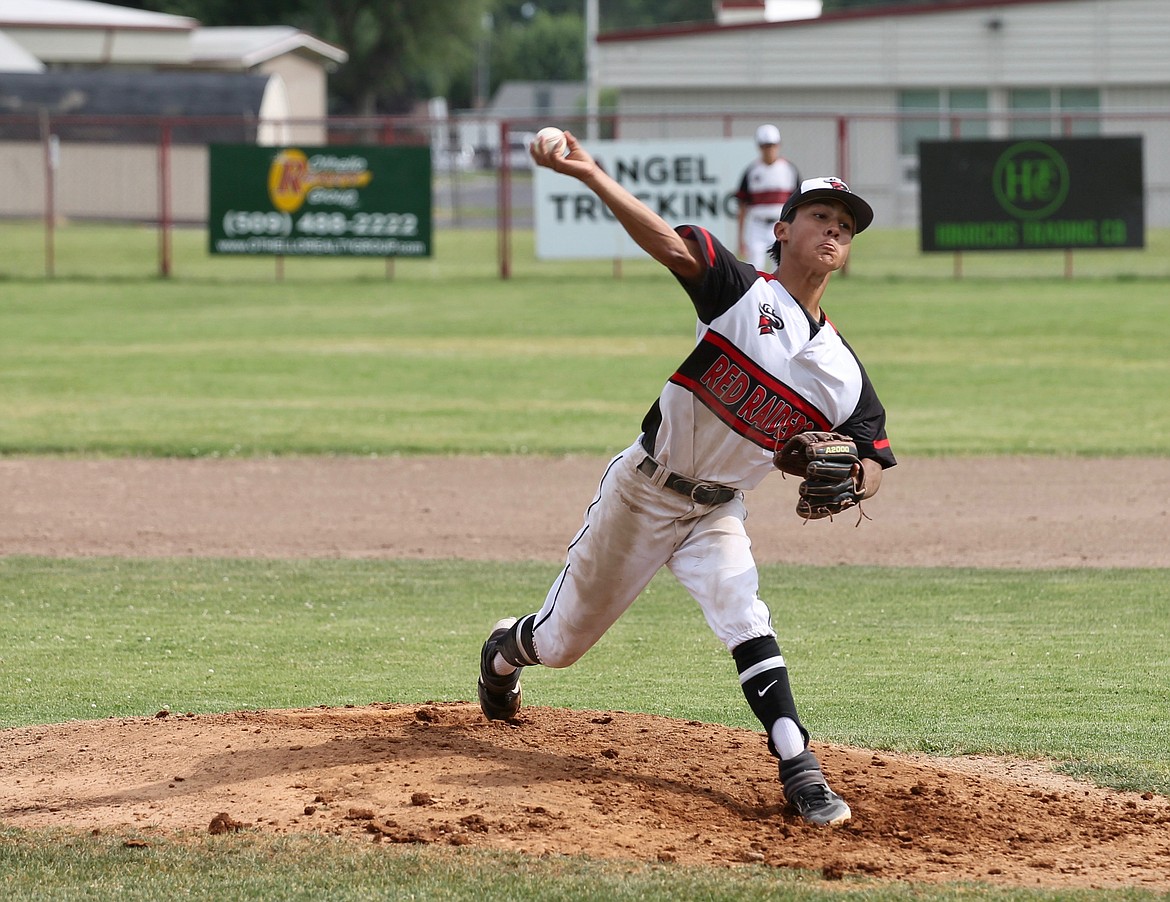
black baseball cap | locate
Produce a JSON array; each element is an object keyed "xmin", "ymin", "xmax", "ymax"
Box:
[{"xmin": 779, "ymin": 177, "xmax": 874, "ymax": 233}]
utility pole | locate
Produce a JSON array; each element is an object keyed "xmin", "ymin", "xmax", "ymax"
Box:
[{"xmin": 585, "ymin": 0, "xmax": 599, "ymax": 139}]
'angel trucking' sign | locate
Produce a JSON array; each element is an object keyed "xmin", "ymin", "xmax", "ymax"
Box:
[
  {"xmin": 533, "ymin": 139, "xmax": 755, "ymax": 260},
  {"xmin": 918, "ymin": 137, "xmax": 1144, "ymax": 252}
]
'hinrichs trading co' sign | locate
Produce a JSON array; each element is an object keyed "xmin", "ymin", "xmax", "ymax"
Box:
[{"xmin": 918, "ymin": 137, "xmax": 1144, "ymax": 253}]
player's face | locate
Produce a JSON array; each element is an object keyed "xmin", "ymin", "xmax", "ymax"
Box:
[
  {"xmin": 780, "ymin": 201, "xmax": 855, "ymax": 271},
  {"xmin": 759, "ymin": 143, "xmax": 780, "ymax": 163}
]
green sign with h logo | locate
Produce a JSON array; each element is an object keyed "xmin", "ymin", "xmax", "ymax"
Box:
[{"xmin": 919, "ymin": 137, "xmax": 1143, "ymax": 252}]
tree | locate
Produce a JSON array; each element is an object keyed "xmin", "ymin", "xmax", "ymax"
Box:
[
  {"xmin": 116, "ymin": 0, "xmax": 740, "ymax": 113},
  {"xmin": 492, "ymin": 10, "xmax": 585, "ymax": 85},
  {"xmin": 302, "ymin": 1, "xmax": 492, "ymax": 114},
  {"xmin": 596, "ymin": 0, "xmax": 713, "ymax": 30},
  {"xmin": 121, "ymin": 0, "xmax": 311, "ymax": 26},
  {"xmin": 489, "ymin": 0, "xmax": 712, "ymax": 31},
  {"xmin": 123, "ymin": 0, "xmax": 491, "ymax": 114}
]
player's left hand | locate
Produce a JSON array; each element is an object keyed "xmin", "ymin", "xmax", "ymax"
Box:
[
  {"xmin": 797, "ymin": 458, "xmax": 864, "ymax": 520},
  {"xmin": 774, "ymin": 432, "xmax": 866, "ymax": 521}
]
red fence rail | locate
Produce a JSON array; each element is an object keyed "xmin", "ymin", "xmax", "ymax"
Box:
[{"xmin": 2, "ymin": 109, "xmax": 1167, "ymax": 278}]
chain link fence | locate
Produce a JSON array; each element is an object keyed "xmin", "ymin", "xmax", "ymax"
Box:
[{"xmin": 1, "ymin": 109, "xmax": 1167, "ymax": 278}]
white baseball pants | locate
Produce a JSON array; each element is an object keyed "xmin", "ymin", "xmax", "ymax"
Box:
[
  {"xmin": 527, "ymin": 441, "xmax": 775, "ymax": 668},
  {"xmin": 742, "ymin": 216, "xmax": 777, "ymax": 272}
]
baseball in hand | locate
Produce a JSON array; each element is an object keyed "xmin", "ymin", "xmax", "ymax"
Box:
[{"xmin": 534, "ymin": 126, "xmax": 567, "ymax": 158}]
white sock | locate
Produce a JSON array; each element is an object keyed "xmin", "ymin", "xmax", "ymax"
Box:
[
  {"xmin": 771, "ymin": 717, "xmax": 806, "ymax": 760},
  {"xmin": 491, "ymin": 652, "xmax": 517, "ymax": 677}
]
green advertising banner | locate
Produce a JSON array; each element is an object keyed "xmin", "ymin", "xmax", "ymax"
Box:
[
  {"xmin": 918, "ymin": 137, "xmax": 1144, "ymax": 253},
  {"xmin": 208, "ymin": 145, "xmax": 431, "ymax": 257}
]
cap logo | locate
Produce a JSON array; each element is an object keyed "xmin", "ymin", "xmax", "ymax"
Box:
[
  {"xmin": 782, "ymin": 175, "xmax": 873, "ymax": 232},
  {"xmin": 800, "ymin": 177, "xmax": 850, "ymax": 193}
]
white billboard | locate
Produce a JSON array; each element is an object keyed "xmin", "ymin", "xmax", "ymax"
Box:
[{"xmin": 534, "ymin": 138, "xmax": 756, "ymax": 260}]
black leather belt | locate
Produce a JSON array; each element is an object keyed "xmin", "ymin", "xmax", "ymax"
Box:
[{"xmin": 637, "ymin": 457, "xmax": 736, "ymax": 506}]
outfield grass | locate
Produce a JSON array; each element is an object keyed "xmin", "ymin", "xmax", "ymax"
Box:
[
  {"xmin": 3, "ymin": 220, "xmax": 1170, "ymax": 282},
  {"xmin": 6, "ymin": 831, "xmax": 1148, "ymax": 902},
  {"xmin": 1, "ymin": 225, "xmax": 1168, "ymax": 456}
]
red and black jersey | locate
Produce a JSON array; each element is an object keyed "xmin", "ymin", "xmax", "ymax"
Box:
[
  {"xmin": 639, "ymin": 226, "xmax": 896, "ymax": 489},
  {"xmin": 735, "ymin": 158, "xmax": 801, "ymax": 222}
]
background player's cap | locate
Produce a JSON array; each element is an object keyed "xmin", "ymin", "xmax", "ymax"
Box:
[
  {"xmin": 779, "ymin": 176, "xmax": 874, "ymax": 233},
  {"xmin": 755, "ymin": 123, "xmax": 781, "ymax": 145}
]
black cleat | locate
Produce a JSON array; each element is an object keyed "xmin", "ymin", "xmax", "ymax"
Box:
[
  {"xmin": 787, "ymin": 781, "xmax": 851, "ymax": 826},
  {"xmin": 477, "ymin": 618, "xmax": 522, "ymax": 721}
]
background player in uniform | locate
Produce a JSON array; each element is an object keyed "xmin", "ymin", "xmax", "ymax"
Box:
[
  {"xmin": 479, "ymin": 130, "xmax": 895, "ymax": 827},
  {"xmin": 736, "ymin": 124, "xmax": 801, "ymax": 271}
]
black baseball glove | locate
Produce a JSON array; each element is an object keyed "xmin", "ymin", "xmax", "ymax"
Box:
[{"xmin": 774, "ymin": 432, "xmax": 866, "ymax": 521}]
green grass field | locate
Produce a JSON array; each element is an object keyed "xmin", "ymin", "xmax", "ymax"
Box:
[
  {"xmin": 6, "ymin": 832, "xmax": 1131, "ymax": 902},
  {"xmin": 1, "ymin": 223, "xmax": 1168, "ymax": 900},
  {"xmin": 2, "ymin": 224, "xmax": 1168, "ymax": 457}
]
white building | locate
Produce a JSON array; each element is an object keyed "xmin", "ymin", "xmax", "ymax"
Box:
[
  {"xmin": 0, "ymin": 0, "xmax": 345, "ymax": 141},
  {"xmin": 0, "ymin": 0, "xmax": 347, "ymax": 224},
  {"xmin": 595, "ymin": 0, "xmax": 1170, "ymax": 227},
  {"xmin": 190, "ymin": 27, "xmax": 347, "ymax": 143}
]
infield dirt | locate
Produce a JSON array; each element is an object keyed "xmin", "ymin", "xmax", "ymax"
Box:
[{"xmin": 2, "ymin": 455, "xmax": 1169, "ymax": 890}]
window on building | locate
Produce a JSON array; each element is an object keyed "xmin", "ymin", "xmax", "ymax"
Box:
[
  {"xmin": 949, "ymin": 90, "xmax": 990, "ymax": 139},
  {"xmin": 1060, "ymin": 88, "xmax": 1101, "ymax": 136},
  {"xmin": 899, "ymin": 88, "xmax": 990, "ymax": 156},
  {"xmin": 1009, "ymin": 88, "xmax": 1054, "ymax": 137},
  {"xmin": 1009, "ymin": 88, "xmax": 1100, "ymax": 136},
  {"xmin": 899, "ymin": 89, "xmax": 940, "ymax": 156}
]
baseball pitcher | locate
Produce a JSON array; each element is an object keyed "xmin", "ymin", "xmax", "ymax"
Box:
[{"xmin": 478, "ymin": 130, "xmax": 895, "ymax": 827}]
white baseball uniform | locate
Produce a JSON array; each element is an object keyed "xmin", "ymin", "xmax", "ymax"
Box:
[
  {"xmin": 736, "ymin": 158, "xmax": 801, "ymax": 271},
  {"xmin": 513, "ymin": 225, "xmax": 895, "ymax": 669},
  {"xmin": 482, "ymin": 191, "xmax": 888, "ymax": 825}
]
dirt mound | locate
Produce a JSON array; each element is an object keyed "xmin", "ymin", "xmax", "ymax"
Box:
[{"xmin": 1, "ymin": 703, "xmax": 1167, "ymax": 889}]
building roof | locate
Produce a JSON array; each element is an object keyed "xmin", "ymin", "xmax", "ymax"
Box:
[
  {"xmin": 0, "ymin": 0, "xmax": 195, "ymax": 30},
  {"xmin": 715, "ymin": 0, "xmax": 822, "ymax": 25},
  {"xmin": 0, "ymin": 3, "xmax": 345, "ymax": 73},
  {"xmin": 0, "ymin": 29, "xmax": 44, "ymax": 72},
  {"xmin": 191, "ymin": 26, "xmax": 347, "ymax": 69},
  {"xmin": 599, "ymin": 0, "xmax": 1079, "ymax": 42},
  {"xmin": 0, "ymin": 69, "xmax": 280, "ymax": 142}
]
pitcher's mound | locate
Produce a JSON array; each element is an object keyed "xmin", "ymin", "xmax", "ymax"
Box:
[{"xmin": 2, "ymin": 702, "xmax": 1167, "ymax": 890}]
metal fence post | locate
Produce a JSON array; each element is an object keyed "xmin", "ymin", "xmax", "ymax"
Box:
[
  {"xmin": 39, "ymin": 110, "xmax": 56, "ymax": 278},
  {"xmin": 498, "ymin": 118, "xmax": 512, "ymax": 280},
  {"xmin": 158, "ymin": 120, "xmax": 173, "ymax": 278}
]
